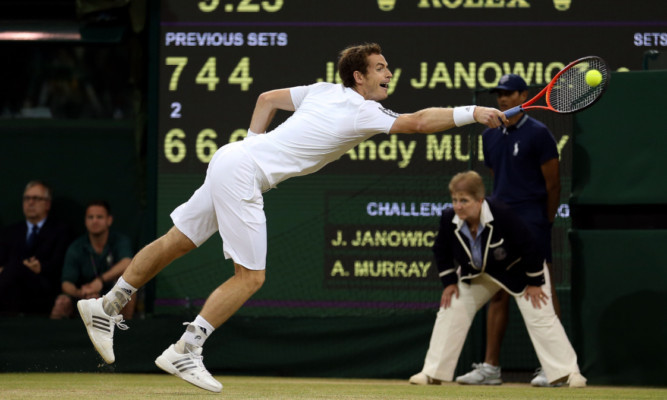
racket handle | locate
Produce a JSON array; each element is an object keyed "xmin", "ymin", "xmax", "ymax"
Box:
[{"xmin": 504, "ymin": 106, "xmax": 523, "ymax": 118}]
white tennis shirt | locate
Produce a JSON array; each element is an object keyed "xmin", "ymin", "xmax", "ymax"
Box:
[{"xmin": 242, "ymin": 82, "xmax": 398, "ymax": 188}]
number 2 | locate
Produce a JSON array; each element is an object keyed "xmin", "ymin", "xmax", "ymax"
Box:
[{"xmin": 170, "ymin": 102, "xmax": 182, "ymax": 118}]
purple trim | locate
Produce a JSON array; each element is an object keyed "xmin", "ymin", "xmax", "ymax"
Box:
[
  {"xmin": 154, "ymin": 298, "xmax": 439, "ymax": 310},
  {"xmin": 161, "ymin": 20, "xmax": 667, "ymax": 28}
]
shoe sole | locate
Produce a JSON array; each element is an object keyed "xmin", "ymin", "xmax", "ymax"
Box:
[
  {"xmin": 456, "ymin": 380, "xmax": 502, "ymax": 385},
  {"xmin": 77, "ymin": 300, "xmax": 115, "ymax": 364},
  {"xmin": 155, "ymin": 355, "xmax": 222, "ymax": 393},
  {"xmin": 532, "ymin": 382, "xmax": 564, "ymax": 387},
  {"xmin": 409, "ymin": 379, "xmax": 442, "ymax": 385},
  {"xmin": 409, "ymin": 380, "xmax": 441, "ymax": 385}
]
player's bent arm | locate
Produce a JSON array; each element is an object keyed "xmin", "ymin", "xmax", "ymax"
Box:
[
  {"xmin": 248, "ymin": 88, "xmax": 295, "ymax": 134},
  {"xmin": 389, "ymin": 106, "xmax": 507, "ymax": 134}
]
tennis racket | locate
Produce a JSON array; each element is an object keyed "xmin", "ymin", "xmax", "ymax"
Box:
[{"xmin": 504, "ymin": 56, "xmax": 610, "ymax": 118}]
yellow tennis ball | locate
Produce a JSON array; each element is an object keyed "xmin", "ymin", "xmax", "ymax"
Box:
[{"xmin": 586, "ymin": 69, "xmax": 602, "ymax": 87}]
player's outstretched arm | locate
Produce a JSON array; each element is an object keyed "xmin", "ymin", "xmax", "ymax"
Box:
[
  {"xmin": 248, "ymin": 88, "xmax": 295, "ymax": 134},
  {"xmin": 474, "ymin": 106, "xmax": 508, "ymax": 128},
  {"xmin": 389, "ymin": 106, "xmax": 507, "ymax": 134}
]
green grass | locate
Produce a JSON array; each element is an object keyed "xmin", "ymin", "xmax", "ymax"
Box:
[{"xmin": 1, "ymin": 373, "xmax": 665, "ymax": 400}]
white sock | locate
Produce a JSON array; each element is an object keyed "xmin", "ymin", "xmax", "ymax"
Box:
[
  {"xmin": 179, "ymin": 315, "xmax": 215, "ymax": 349},
  {"xmin": 193, "ymin": 315, "xmax": 215, "ymax": 336},
  {"xmin": 102, "ymin": 276, "xmax": 137, "ymax": 316}
]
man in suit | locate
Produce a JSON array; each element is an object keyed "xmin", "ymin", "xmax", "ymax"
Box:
[{"xmin": 0, "ymin": 180, "xmax": 71, "ymax": 315}]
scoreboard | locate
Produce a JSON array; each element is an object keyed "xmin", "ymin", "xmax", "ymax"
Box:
[{"xmin": 156, "ymin": 0, "xmax": 667, "ymax": 317}]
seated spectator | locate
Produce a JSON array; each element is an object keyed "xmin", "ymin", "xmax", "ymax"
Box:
[
  {"xmin": 0, "ymin": 181, "xmax": 71, "ymax": 315},
  {"xmin": 50, "ymin": 200, "xmax": 135, "ymax": 319}
]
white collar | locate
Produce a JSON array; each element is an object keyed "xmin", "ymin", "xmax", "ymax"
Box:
[
  {"xmin": 26, "ymin": 218, "xmax": 47, "ymax": 230},
  {"xmin": 452, "ymin": 199, "xmax": 494, "ymax": 228}
]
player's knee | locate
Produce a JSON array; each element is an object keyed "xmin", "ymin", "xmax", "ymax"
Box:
[
  {"xmin": 235, "ymin": 265, "xmax": 265, "ymax": 292},
  {"xmin": 163, "ymin": 226, "xmax": 196, "ymax": 257},
  {"xmin": 246, "ymin": 270, "xmax": 265, "ymax": 292}
]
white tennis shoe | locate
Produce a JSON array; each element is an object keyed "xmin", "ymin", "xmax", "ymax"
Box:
[
  {"xmin": 155, "ymin": 341, "xmax": 222, "ymax": 393},
  {"xmin": 531, "ymin": 367, "xmax": 564, "ymax": 387},
  {"xmin": 455, "ymin": 362, "xmax": 502, "ymax": 385},
  {"xmin": 77, "ymin": 297, "xmax": 128, "ymax": 364}
]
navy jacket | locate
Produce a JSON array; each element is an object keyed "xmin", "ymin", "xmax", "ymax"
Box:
[
  {"xmin": 0, "ymin": 217, "xmax": 71, "ymax": 314},
  {"xmin": 433, "ymin": 198, "xmax": 545, "ymax": 295}
]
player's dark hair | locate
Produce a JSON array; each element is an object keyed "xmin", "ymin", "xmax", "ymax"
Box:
[
  {"xmin": 338, "ymin": 43, "xmax": 382, "ymax": 88},
  {"xmin": 86, "ymin": 199, "xmax": 112, "ymax": 215}
]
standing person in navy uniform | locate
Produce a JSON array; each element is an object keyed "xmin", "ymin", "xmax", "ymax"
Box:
[{"xmin": 457, "ymin": 74, "xmax": 563, "ymax": 387}]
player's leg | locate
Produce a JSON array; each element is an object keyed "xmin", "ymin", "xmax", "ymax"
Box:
[
  {"xmin": 193, "ymin": 140, "xmax": 268, "ymax": 329},
  {"xmin": 411, "ymin": 274, "xmax": 499, "ymax": 384},
  {"xmin": 155, "ymin": 143, "xmax": 267, "ymax": 392},
  {"xmin": 77, "ymin": 226, "xmax": 198, "ymax": 363},
  {"xmin": 121, "ymin": 226, "xmax": 197, "ymax": 291},
  {"xmin": 120, "ymin": 292, "xmax": 138, "ymax": 320},
  {"xmin": 199, "ymin": 263, "xmax": 265, "ymax": 327},
  {"xmin": 78, "ymin": 153, "xmax": 220, "ymax": 364},
  {"xmin": 155, "ymin": 262, "xmax": 264, "ymax": 393}
]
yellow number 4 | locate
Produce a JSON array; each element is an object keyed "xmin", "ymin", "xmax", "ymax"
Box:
[
  {"xmin": 196, "ymin": 57, "xmax": 220, "ymax": 91},
  {"xmin": 228, "ymin": 57, "xmax": 253, "ymax": 91}
]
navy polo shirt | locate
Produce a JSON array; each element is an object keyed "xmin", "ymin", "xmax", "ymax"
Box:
[{"xmin": 482, "ymin": 114, "xmax": 558, "ymax": 220}]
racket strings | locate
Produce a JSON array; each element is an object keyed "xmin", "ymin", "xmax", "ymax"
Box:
[{"xmin": 548, "ymin": 58, "xmax": 608, "ymax": 113}]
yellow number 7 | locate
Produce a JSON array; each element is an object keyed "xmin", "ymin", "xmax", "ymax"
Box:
[{"xmin": 166, "ymin": 57, "xmax": 188, "ymax": 91}]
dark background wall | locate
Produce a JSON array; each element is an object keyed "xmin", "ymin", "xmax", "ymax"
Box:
[
  {"xmin": 569, "ymin": 70, "xmax": 667, "ymax": 386},
  {"xmin": 0, "ymin": 120, "xmax": 146, "ymax": 241}
]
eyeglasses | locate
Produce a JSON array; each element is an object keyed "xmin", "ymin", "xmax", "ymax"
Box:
[{"xmin": 23, "ymin": 195, "xmax": 48, "ymax": 202}]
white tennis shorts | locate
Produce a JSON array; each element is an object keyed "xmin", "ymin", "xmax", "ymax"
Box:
[{"xmin": 170, "ymin": 141, "xmax": 269, "ymax": 270}]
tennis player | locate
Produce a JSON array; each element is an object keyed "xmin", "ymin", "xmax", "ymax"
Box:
[{"xmin": 77, "ymin": 43, "xmax": 508, "ymax": 393}]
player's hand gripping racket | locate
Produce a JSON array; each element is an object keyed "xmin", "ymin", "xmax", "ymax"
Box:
[{"xmin": 504, "ymin": 56, "xmax": 610, "ymax": 118}]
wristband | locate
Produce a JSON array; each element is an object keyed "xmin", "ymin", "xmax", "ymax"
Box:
[
  {"xmin": 246, "ymin": 129, "xmax": 262, "ymax": 138},
  {"xmin": 453, "ymin": 106, "xmax": 476, "ymax": 127}
]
